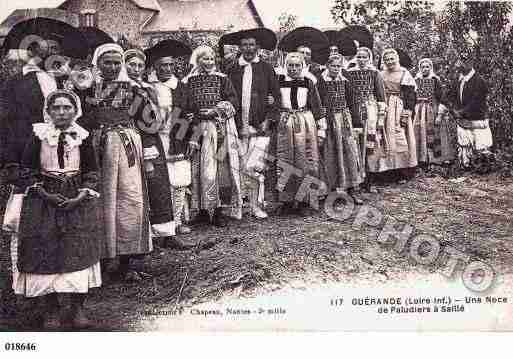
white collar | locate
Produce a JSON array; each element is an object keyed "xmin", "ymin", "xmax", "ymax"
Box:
[
  {"xmin": 22, "ymin": 60, "xmax": 45, "ymax": 76},
  {"xmin": 33, "ymin": 122, "xmax": 89, "ymax": 149},
  {"xmin": 461, "ymin": 68, "xmax": 475, "ymax": 83},
  {"xmin": 239, "ymin": 55, "xmax": 260, "ymax": 66},
  {"xmin": 321, "ymin": 69, "xmax": 347, "ymax": 82},
  {"xmin": 157, "ymin": 76, "xmax": 178, "ymax": 90}
]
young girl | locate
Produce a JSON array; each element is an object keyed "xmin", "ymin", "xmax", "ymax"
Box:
[{"xmin": 11, "ymin": 89, "xmax": 101, "ymax": 330}]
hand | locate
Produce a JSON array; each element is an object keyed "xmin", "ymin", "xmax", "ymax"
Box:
[
  {"xmin": 58, "ymin": 192, "xmax": 87, "ymax": 211},
  {"xmin": 267, "ymin": 95, "xmax": 275, "ymax": 106},
  {"xmin": 37, "ymin": 187, "xmax": 68, "ymax": 207}
]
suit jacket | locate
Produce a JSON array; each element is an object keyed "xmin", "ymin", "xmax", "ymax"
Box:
[
  {"xmin": 451, "ymin": 71, "xmax": 488, "ymax": 122},
  {"xmin": 2, "ymin": 73, "xmax": 46, "ymax": 165},
  {"xmin": 227, "ymin": 60, "xmax": 281, "ymax": 134}
]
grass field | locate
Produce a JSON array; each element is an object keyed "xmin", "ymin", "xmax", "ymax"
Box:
[{"xmin": 1, "ymin": 171, "xmax": 512, "ymax": 331}]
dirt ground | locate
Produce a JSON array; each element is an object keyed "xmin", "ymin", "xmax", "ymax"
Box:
[{"xmin": 1, "ymin": 170, "xmax": 513, "ymax": 331}]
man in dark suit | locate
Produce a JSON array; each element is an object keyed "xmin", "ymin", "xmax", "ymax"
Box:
[
  {"xmin": 2, "ymin": 39, "xmax": 61, "ymax": 165},
  {"xmin": 450, "ymin": 54, "xmax": 492, "ymax": 168},
  {"xmin": 223, "ymin": 28, "xmax": 281, "ymax": 219}
]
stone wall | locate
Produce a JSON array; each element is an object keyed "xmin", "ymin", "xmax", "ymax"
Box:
[{"xmin": 60, "ymin": 0, "xmax": 154, "ymax": 45}]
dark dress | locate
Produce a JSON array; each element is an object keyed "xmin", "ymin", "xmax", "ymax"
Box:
[
  {"xmin": 15, "ymin": 134, "xmax": 101, "ymax": 274},
  {"xmin": 317, "ymin": 72, "xmax": 364, "ymax": 191}
]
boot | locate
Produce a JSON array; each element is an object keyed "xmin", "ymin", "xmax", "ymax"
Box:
[
  {"xmin": 192, "ymin": 209, "xmax": 211, "ymax": 225},
  {"xmin": 212, "ymin": 207, "xmax": 227, "ymax": 227},
  {"xmin": 348, "ymin": 187, "xmax": 364, "ymax": 205},
  {"xmin": 71, "ymin": 294, "xmax": 94, "ymax": 329},
  {"xmin": 164, "ymin": 236, "xmax": 196, "ymax": 251},
  {"xmin": 42, "ymin": 293, "xmax": 61, "ymax": 330}
]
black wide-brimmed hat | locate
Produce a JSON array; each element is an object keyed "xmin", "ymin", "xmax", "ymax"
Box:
[
  {"xmin": 324, "ymin": 30, "xmax": 357, "ymax": 57},
  {"xmin": 79, "ymin": 27, "xmax": 114, "ymax": 56},
  {"xmin": 3, "ymin": 17, "xmax": 88, "ymax": 59},
  {"xmin": 219, "ymin": 28, "xmax": 277, "ymax": 58},
  {"xmin": 144, "ymin": 39, "xmax": 192, "ymax": 67},
  {"xmin": 278, "ymin": 26, "xmax": 330, "ymax": 64},
  {"xmin": 339, "ymin": 25, "xmax": 373, "ymax": 50}
]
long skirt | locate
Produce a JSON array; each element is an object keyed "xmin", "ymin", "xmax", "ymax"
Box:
[
  {"xmin": 95, "ymin": 128, "xmax": 151, "ymax": 259},
  {"xmin": 367, "ymin": 94, "xmax": 417, "ymax": 172},
  {"xmin": 414, "ymin": 101, "xmax": 455, "ymax": 164},
  {"xmin": 275, "ymin": 109, "xmax": 323, "ymax": 203},
  {"xmin": 190, "ymin": 119, "xmax": 242, "ymax": 219},
  {"xmin": 321, "ymin": 109, "xmax": 364, "ymax": 191}
]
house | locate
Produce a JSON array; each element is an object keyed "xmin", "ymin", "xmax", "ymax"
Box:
[{"xmin": 0, "ymin": 0, "xmax": 265, "ymax": 48}]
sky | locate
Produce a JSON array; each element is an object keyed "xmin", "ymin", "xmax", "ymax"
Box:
[{"xmin": 0, "ymin": 0, "xmax": 341, "ymax": 30}]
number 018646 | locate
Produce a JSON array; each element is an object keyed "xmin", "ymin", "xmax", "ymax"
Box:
[{"xmin": 4, "ymin": 343, "xmax": 37, "ymax": 351}]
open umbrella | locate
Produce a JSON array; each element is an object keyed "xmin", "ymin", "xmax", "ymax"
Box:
[
  {"xmin": 78, "ymin": 26, "xmax": 114, "ymax": 56},
  {"xmin": 339, "ymin": 25, "xmax": 373, "ymax": 49},
  {"xmin": 219, "ymin": 28, "xmax": 277, "ymax": 59},
  {"xmin": 324, "ymin": 30, "xmax": 357, "ymax": 56},
  {"xmin": 3, "ymin": 17, "xmax": 88, "ymax": 59},
  {"xmin": 278, "ymin": 26, "xmax": 329, "ymax": 64},
  {"xmin": 144, "ymin": 39, "xmax": 192, "ymax": 68}
]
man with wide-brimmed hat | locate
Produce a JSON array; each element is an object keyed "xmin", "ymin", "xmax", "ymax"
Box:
[
  {"xmin": 2, "ymin": 18, "xmax": 88, "ymax": 166},
  {"xmin": 220, "ymin": 28, "xmax": 281, "ymax": 219},
  {"xmin": 278, "ymin": 27, "xmax": 330, "ymax": 83},
  {"xmin": 444, "ymin": 51, "xmax": 491, "ymax": 169},
  {"xmin": 143, "ymin": 39, "xmax": 196, "ymax": 248}
]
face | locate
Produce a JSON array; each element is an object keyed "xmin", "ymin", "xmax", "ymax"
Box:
[
  {"xmin": 286, "ymin": 57, "xmax": 303, "ymax": 79},
  {"xmin": 47, "ymin": 40, "xmax": 61, "ymax": 57},
  {"xmin": 329, "ymin": 46, "xmax": 339, "ymax": 56},
  {"xmin": 297, "ymin": 46, "xmax": 312, "ymax": 64},
  {"xmin": 383, "ymin": 52, "xmax": 398, "ymax": 69},
  {"xmin": 198, "ymin": 52, "xmax": 216, "ymax": 72},
  {"xmin": 327, "ymin": 58, "xmax": 343, "ymax": 77},
  {"xmin": 155, "ymin": 57, "xmax": 175, "ymax": 81},
  {"xmin": 420, "ymin": 62, "xmax": 431, "ymax": 76},
  {"xmin": 356, "ymin": 50, "xmax": 370, "ymax": 68},
  {"xmin": 240, "ymin": 38, "xmax": 258, "ymax": 61},
  {"xmin": 126, "ymin": 56, "xmax": 146, "ymax": 80},
  {"xmin": 49, "ymin": 96, "xmax": 76, "ymax": 129},
  {"xmin": 98, "ymin": 52, "xmax": 123, "ymax": 80}
]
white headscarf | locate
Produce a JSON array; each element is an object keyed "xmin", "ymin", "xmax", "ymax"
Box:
[
  {"xmin": 35, "ymin": 89, "xmax": 89, "ymax": 148},
  {"xmin": 350, "ymin": 46, "xmax": 376, "ymax": 71},
  {"xmin": 92, "ymin": 43, "xmax": 130, "ymax": 82},
  {"xmin": 415, "ymin": 58, "xmax": 439, "ymax": 80},
  {"xmin": 382, "ymin": 48, "xmax": 416, "ymax": 88},
  {"xmin": 183, "ymin": 45, "xmax": 224, "ymax": 83}
]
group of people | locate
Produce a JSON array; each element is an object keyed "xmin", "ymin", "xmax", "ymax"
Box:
[{"xmin": 0, "ymin": 22, "xmax": 493, "ymax": 330}]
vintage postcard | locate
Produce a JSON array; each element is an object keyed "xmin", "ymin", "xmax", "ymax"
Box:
[{"xmin": 0, "ymin": 0, "xmax": 512, "ymax": 346}]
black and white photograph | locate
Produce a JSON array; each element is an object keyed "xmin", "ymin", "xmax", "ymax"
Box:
[{"xmin": 0, "ymin": 0, "xmax": 512, "ymax": 340}]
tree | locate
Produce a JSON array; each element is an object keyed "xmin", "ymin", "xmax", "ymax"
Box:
[
  {"xmin": 331, "ymin": 0, "xmax": 513, "ymax": 150},
  {"xmin": 278, "ymin": 12, "xmax": 298, "ymax": 38}
]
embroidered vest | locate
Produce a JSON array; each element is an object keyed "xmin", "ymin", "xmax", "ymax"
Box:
[
  {"xmin": 348, "ymin": 70, "xmax": 374, "ymax": 103},
  {"xmin": 324, "ymin": 80, "xmax": 347, "ymax": 113}
]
